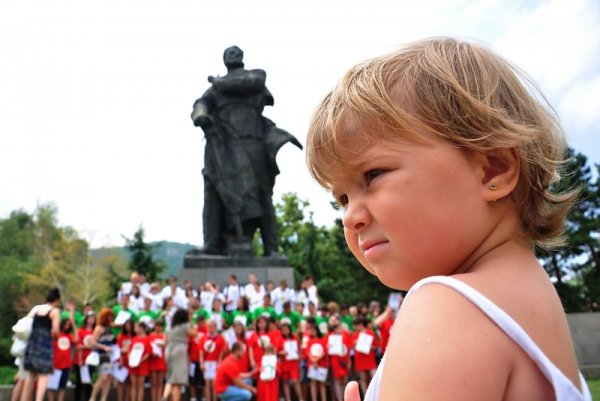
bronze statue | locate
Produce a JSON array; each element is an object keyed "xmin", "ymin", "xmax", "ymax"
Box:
[{"xmin": 191, "ymin": 46, "xmax": 302, "ymax": 257}]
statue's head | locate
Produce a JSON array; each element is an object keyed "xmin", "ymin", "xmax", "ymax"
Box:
[{"xmin": 223, "ymin": 46, "xmax": 244, "ymax": 69}]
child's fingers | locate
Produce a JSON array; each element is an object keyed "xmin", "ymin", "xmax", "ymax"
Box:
[{"xmin": 344, "ymin": 381, "xmax": 361, "ymax": 401}]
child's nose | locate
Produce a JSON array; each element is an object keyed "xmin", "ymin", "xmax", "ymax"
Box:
[{"xmin": 342, "ymin": 201, "xmax": 369, "ymax": 232}]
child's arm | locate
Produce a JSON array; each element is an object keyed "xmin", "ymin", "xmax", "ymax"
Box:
[
  {"xmin": 379, "ymin": 284, "xmax": 513, "ymax": 401},
  {"xmin": 248, "ymin": 345, "xmax": 256, "ymax": 369}
]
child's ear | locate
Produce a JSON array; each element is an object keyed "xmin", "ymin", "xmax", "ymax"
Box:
[{"xmin": 473, "ymin": 149, "xmax": 520, "ymax": 202}]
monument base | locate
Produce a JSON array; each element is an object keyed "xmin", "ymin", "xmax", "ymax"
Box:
[{"xmin": 181, "ymin": 252, "xmax": 295, "ymax": 289}]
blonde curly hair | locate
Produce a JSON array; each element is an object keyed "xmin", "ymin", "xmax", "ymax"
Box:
[{"xmin": 306, "ymin": 37, "xmax": 576, "ymax": 250}]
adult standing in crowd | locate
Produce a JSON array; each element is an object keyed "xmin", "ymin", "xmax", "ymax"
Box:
[
  {"xmin": 88, "ymin": 308, "xmax": 116, "ymax": 401},
  {"xmin": 163, "ymin": 309, "xmax": 196, "ymax": 401},
  {"xmin": 161, "ymin": 276, "xmax": 185, "ymax": 309},
  {"xmin": 223, "ymin": 274, "xmax": 244, "ymax": 313},
  {"xmin": 270, "ymin": 279, "xmax": 294, "ymax": 315},
  {"xmin": 215, "ymin": 342, "xmax": 256, "ymax": 401},
  {"xmin": 118, "ymin": 272, "xmax": 140, "ymax": 302},
  {"xmin": 303, "ymin": 276, "xmax": 319, "ymax": 311},
  {"xmin": 244, "ymin": 273, "xmax": 265, "ymax": 312},
  {"xmin": 20, "ymin": 288, "xmax": 61, "ymax": 401}
]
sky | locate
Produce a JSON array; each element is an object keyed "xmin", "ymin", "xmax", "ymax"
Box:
[{"xmin": 1, "ymin": 0, "xmax": 599, "ymax": 249}]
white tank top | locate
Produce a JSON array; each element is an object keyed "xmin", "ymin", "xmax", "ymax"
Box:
[{"xmin": 363, "ymin": 276, "xmax": 592, "ymax": 401}]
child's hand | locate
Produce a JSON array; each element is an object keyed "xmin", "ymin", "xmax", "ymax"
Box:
[{"xmin": 344, "ymin": 381, "xmax": 361, "ymax": 401}]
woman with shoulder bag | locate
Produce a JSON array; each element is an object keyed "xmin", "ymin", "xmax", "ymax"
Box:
[{"xmin": 19, "ymin": 288, "xmax": 62, "ymax": 401}]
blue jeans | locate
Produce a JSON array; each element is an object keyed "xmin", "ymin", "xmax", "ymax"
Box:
[{"xmin": 219, "ymin": 385, "xmax": 252, "ymax": 401}]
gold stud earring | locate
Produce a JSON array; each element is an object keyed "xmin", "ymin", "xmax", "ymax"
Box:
[{"xmin": 490, "ymin": 183, "xmax": 498, "ymax": 191}]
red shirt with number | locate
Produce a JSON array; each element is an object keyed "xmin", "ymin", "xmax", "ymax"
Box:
[
  {"xmin": 74, "ymin": 328, "xmax": 94, "ymax": 366},
  {"xmin": 305, "ymin": 337, "xmax": 328, "ymax": 368},
  {"xmin": 149, "ymin": 332, "xmax": 167, "ymax": 372},
  {"xmin": 200, "ymin": 333, "xmax": 226, "ymax": 362},
  {"xmin": 325, "ymin": 331, "xmax": 352, "ymax": 379},
  {"xmin": 54, "ymin": 333, "xmax": 75, "ymax": 369},
  {"xmin": 189, "ymin": 324, "xmax": 207, "ymax": 363},
  {"xmin": 128, "ymin": 335, "xmax": 151, "ymax": 376},
  {"xmin": 117, "ymin": 333, "xmax": 133, "ymax": 368},
  {"xmin": 352, "ymin": 329, "xmax": 378, "ymax": 371},
  {"xmin": 280, "ymin": 336, "xmax": 301, "ymax": 381}
]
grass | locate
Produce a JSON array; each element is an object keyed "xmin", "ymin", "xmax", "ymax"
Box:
[
  {"xmin": 587, "ymin": 378, "xmax": 600, "ymax": 399},
  {"xmin": 0, "ymin": 366, "xmax": 16, "ymax": 385}
]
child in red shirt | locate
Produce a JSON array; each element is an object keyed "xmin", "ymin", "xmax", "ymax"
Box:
[
  {"xmin": 325, "ymin": 316, "xmax": 352, "ymax": 401},
  {"xmin": 116, "ymin": 319, "xmax": 134, "ymax": 401},
  {"xmin": 129, "ymin": 322, "xmax": 151, "ymax": 401},
  {"xmin": 199, "ymin": 320, "xmax": 226, "ymax": 401},
  {"xmin": 48, "ymin": 316, "xmax": 78, "ymax": 401},
  {"xmin": 351, "ymin": 317, "xmax": 378, "ymax": 394},
  {"xmin": 305, "ymin": 324, "xmax": 328, "ymax": 401},
  {"xmin": 189, "ymin": 316, "xmax": 207, "ymax": 401},
  {"xmin": 148, "ymin": 319, "xmax": 167, "ymax": 401},
  {"xmin": 74, "ymin": 312, "xmax": 96, "ymax": 401},
  {"xmin": 257, "ymin": 344, "xmax": 280, "ymax": 401},
  {"xmin": 231, "ymin": 319, "xmax": 252, "ymax": 374},
  {"xmin": 248, "ymin": 315, "xmax": 270, "ymax": 372},
  {"xmin": 279, "ymin": 323, "xmax": 303, "ymax": 401}
]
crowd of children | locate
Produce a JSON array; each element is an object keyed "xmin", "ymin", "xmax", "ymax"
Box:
[{"xmin": 16, "ymin": 272, "xmax": 398, "ymax": 401}]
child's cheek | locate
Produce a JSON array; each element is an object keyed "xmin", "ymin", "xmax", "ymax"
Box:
[{"xmin": 344, "ymin": 228, "xmax": 376, "ymax": 275}]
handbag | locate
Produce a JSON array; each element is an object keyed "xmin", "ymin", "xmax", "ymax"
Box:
[
  {"xmin": 85, "ymin": 351, "xmax": 100, "ymax": 366},
  {"xmin": 10, "ymin": 337, "xmax": 28, "ymax": 357},
  {"xmin": 12, "ymin": 316, "xmax": 33, "ymax": 339}
]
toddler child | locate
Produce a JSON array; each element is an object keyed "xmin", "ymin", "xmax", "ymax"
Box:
[{"xmin": 306, "ymin": 37, "xmax": 591, "ymax": 400}]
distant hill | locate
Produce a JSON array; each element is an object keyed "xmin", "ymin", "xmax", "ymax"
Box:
[{"xmin": 91, "ymin": 241, "xmax": 198, "ymax": 279}]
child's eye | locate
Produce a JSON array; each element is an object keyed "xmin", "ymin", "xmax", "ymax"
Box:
[
  {"xmin": 333, "ymin": 194, "xmax": 349, "ymax": 209},
  {"xmin": 365, "ymin": 169, "xmax": 385, "ymax": 184}
]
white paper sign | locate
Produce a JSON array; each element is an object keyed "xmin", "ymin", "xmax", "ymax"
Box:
[
  {"xmin": 128, "ymin": 343, "xmax": 145, "ymax": 368},
  {"xmin": 47, "ymin": 369, "xmax": 61, "ymax": 390},
  {"xmin": 284, "ymin": 340, "xmax": 299, "ymax": 361},
  {"xmin": 151, "ymin": 341, "xmax": 163, "ymax": 358},
  {"xmin": 85, "ymin": 351, "xmax": 100, "ymax": 366},
  {"xmin": 189, "ymin": 362, "xmax": 196, "ymax": 378},
  {"xmin": 110, "ymin": 345, "xmax": 121, "ymax": 363},
  {"xmin": 204, "ymin": 361, "xmax": 217, "ymax": 380},
  {"xmin": 80, "ymin": 365, "xmax": 92, "ymax": 384},
  {"xmin": 114, "ymin": 310, "xmax": 132, "ymax": 326},
  {"xmin": 307, "ymin": 365, "xmax": 328, "ymax": 382},
  {"xmin": 388, "ymin": 293, "xmax": 403, "ymax": 311},
  {"xmin": 355, "ymin": 332, "xmax": 374, "ymax": 355},
  {"xmin": 260, "ymin": 355, "xmax": 277, "ymax": 381},
  {"xmin": 112, "ymin": 365, "xmax": 129, "ymax": 383},
  {"xmin": 327, "ymin": 334, "xmax": 343, "ymax": 356}
]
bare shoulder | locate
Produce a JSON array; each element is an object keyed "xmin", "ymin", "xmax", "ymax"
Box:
[{"xmin": 380, "ymin": 282, "xmax": 516, "ymax": 401}]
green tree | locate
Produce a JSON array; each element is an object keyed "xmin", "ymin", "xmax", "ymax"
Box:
[
  {"xmin": 0, "ymin": 204, "xmax": 116, "ymax": 363},
  {"xmin": 275, "ymin": 193, "xmax": 391, "ymax": 306},
  {"xmin": 124, "ymin": 226, "xmax": 165, "ymax": 282},
  {"xmin": 536, "ymin": 148, "xmax": 600, "ymax": 311}
]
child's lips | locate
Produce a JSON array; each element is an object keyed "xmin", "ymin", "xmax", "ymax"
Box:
[{"xmin": 360, "ymin": 239, "xmax": 389, "ymax": 256}]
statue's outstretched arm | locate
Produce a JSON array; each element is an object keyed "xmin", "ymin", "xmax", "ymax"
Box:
[
  {"xmin": 191, "ymin": 93, "xmax": 214, "ymax": 129},
  {"xmin": 211, "ymin": 69, "xmax": 267, "ymax": 95}
]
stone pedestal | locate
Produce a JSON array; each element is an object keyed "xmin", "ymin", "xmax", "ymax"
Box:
[{"xmin": 180, "ymin": 252, "xmax": 295, "ymax": 289}]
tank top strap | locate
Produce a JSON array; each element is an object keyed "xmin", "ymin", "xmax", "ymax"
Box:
[{"xmin": 405, "ymin": 276, "xmax": 590, "ymax": 400}]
